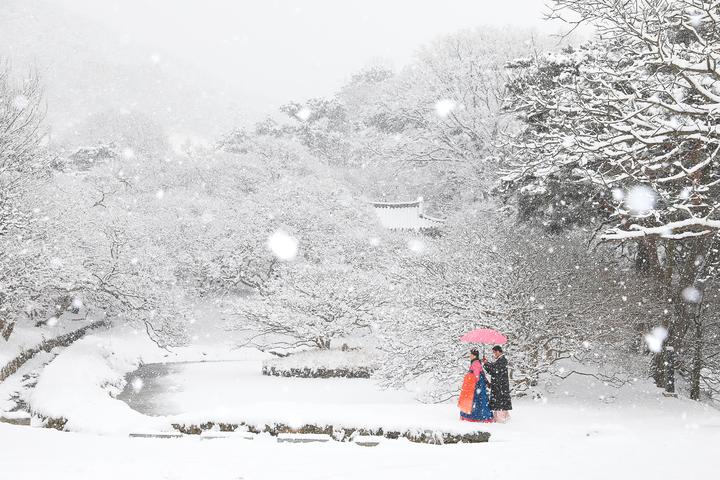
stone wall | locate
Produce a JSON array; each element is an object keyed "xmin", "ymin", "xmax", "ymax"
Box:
[{"xmin": 0, "ymin": 320, "xmax": 108, "ymax": 383}]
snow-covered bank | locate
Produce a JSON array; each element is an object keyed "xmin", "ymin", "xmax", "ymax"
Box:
[
  {"xmin": 20, "ymin": 326, "xmax": 283, "ymax": 434},
  {"xmin": 0, "ymin": 314, "xmax": 101, "ymax": 375},
  {"xmin": 29, "ymin": 334, "xmax": 162, "ymax": 434},
  {"xmin": 24, "ymin": 333, "xmax": 489, "ymax": 436}
]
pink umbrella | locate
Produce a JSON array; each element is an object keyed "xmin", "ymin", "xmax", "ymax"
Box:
[
  {"xmin": 460, "ymin": 328, "xmax": 507, "ymax": 358},
  {"xmin": 460, "ymin": 328, "xmax": 507, "ymax": 345}
]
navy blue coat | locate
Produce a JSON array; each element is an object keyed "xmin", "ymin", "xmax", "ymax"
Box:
[{"xmin": 484, "ymin": 355, "xmax": 512, "ymax": 411}]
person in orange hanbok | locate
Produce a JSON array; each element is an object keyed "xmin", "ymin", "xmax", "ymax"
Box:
[{"xmin": 458, "ymin": 349, "xmax": 493, "ymax": 423}]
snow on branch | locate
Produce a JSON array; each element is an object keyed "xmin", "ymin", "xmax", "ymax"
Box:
[{"xmin": 602, "ymin": 217, "xmax": 720, "ymax": 240}]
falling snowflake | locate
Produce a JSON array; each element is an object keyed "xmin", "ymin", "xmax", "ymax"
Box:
[
  {"xmin": 46, "ymin": 317, "xmax": 58, "ymax": 327},
  {"xmin": 131, "ymin": 377, "xmax": 144, "ymax": 393},
  {"xmin": 122, "ymin": 148, "xmax": 135, "ymax": 159},
  {"xmin": 155, "ymin": 189, "xmax": 165, "ymax": 200},
  {"xmin": 671, "ymin": 87, "xmax": 685, "ymax": 103},
  {"xmin": 407, "ymin": 238, "xmax": 425, "ymax": 253},
  {"xmin": 295, "ymin": 107, "xmax": 312, "ymax": 122},
  {"xmin": 434, "ymin": 99, "xmax": 456, "ymax": 118},
  {"xmin": 681, "ymin": 286, "xmax": 702, "ymax": 304},
  {"xmin": 625, "ymin": 185, "xmax": 657, "ymax": 215},
  {"xmin": 71, "ymin": 297, "xmax": 83, "ymax": 310},
  {"xmin": 369, "ymin": 237, "xmax": 380, "ymax": 247},
  {"xmin": 644, "ymin": 326, "xmax": 668, "ymax": 353},
  {"xmin": 267, "ymin": 229, "xmax": 298, "ymax": 261},
  {"xmin": 12, "ymin": 95, "xmax": 29, "ymax": 111},
  {"xmin": 611, "ymin": 188, "xmax": 624, "ymax": 202}
]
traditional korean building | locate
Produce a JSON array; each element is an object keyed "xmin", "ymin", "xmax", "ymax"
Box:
[{"xmin": 370, "ymin": 197, "xmax": 444, "ymax": 234}]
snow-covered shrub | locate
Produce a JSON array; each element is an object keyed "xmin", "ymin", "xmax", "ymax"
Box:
[
  {"xmin": 262, "ymin": 348, "xmax": 378, "ymax": 378},
  {"xmin": 67, "ymin": 143, "xmax": 119, "ymax": 171}
]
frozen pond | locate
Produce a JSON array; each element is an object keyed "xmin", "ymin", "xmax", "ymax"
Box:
[{"xmin": 117, "ymin": 360, "xmax": 415, "ymax": 417}]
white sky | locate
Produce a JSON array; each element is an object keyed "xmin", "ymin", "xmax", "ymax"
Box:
[{"xmin": 57, "ymin": 0, "xmax": 555, "ymax": 115}]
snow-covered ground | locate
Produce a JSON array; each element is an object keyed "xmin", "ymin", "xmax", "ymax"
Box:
[
  {"xmin": 2, "ymin": 394, "xmax": 719, "ymax": 480},
  {"xmin": 3, "ymin": 327, "xmax": 719, "ymax": 479}
]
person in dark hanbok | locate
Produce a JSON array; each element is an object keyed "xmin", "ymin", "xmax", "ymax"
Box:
[{"xmin": 483, "ymin": 345, "xmax": 512, "ymax": 423}]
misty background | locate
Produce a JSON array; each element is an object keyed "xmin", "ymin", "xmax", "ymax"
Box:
[{"xmin": 0, "ymin": 0, "xmax": 554, "ymax": 146}]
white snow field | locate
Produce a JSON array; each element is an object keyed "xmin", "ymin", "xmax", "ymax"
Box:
[
  {"xmin": 2, "ymin": 395, "xmax": 719, "ymax": 480},
  {"xmin": 3, "ymin": 330, "xmax": 717, "ymax": 479}
]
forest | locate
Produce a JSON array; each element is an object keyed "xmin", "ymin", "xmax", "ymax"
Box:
[
  {"xmin": 1, "ymin": 2, "xmax": 719, "ymax": 478},
  {"xmin": 2, "ymin": 0, "xmax": 719, "ymax": 404}
]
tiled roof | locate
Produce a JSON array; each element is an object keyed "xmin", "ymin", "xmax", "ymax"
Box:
[{"xmin": 370, "ymin": 198, "xmax": 445, "ymax": 231}]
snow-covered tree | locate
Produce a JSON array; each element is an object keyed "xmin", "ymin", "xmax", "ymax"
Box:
[
  {"xmin": 173, "ymin": 134, "xmax": 396, "ymax": 350},
  {"xmin": 0, "ymin": 67, "xmax": 53, "ymax": 340},
  {"xmin": 28, "ymin": 155, "xmax": 191, "ymax": 347},
  {"xmin": 61, "ymin": 109, "xmax": 170, "ymax": 158},
  {"xmin": 232, "ymin": 264, "xmax": 392, "ymax": 350},
  {"xmin": 378, "ymin": 203, "xmax": 665, "ymax": 400},
  {"xmin": 502, "ymin": 0, "xmax": 720, "ymax": 397},
  {"xmin": 264, "ymin": 29, "xmax": 541, "ymax": 217}
]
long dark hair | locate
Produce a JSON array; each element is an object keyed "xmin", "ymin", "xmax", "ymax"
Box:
[{"xmin": 469, "ymin": 348, "xmax": 480, "ymax": 364}]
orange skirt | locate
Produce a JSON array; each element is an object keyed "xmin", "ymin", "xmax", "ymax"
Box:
[{"xmin": 457, "ymin": 373, "xmax": 477, "ymax": 414}]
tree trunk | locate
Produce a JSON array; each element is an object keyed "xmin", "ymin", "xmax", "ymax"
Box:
[
  {"xmin": 690, "ymin": 322, "xmax": 703, "ymax": 401},
  {"xmin": 658, "ymin": 238, "xmax": 709, "ymax": 393},
  {"xmin": 636, "ymin": 237, "xmax": 673, "ymax": 389},
  {"xmin": 664, "ymin": 346, "xmax": 676, "ymax": 394},
  {"xmin": 651, "ymin": 351, "xmax": 666, "ymax": 389},
  {"xmin": 636, "ymin": 237, "xmax": 661, "ymax": 277}
]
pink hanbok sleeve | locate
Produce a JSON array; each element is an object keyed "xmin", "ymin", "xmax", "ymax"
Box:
[{"xmin": 470, "ymin": 360, "xmax": 482, "ymax": 379}]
